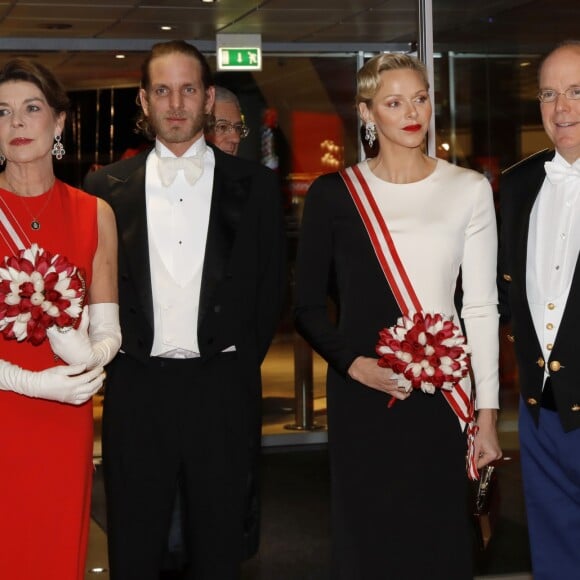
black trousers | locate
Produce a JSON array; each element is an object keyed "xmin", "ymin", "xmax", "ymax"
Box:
[
  {"xmin": 162, "ymin": 435, "xmax": 261, "ymax": 569},
  {"xmin": 102, "ymin": 352, "xmax": 256, "ymax": 580}
]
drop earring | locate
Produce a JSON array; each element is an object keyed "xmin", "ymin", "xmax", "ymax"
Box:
[
  {"xmin": 0, "ymin": 152, "xmax": 5, "ymax": 165},
  {"xmin": 365, "ymin": 122, "xmax": 377, "ymax": 149},
  {"xmin": 52, "ymin": 135, "xmax": 65, "ymax": 160}
]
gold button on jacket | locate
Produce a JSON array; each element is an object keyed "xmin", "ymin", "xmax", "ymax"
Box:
[
  {"xmin": 527, "ymin": 398, "xmax": 538, "ymax": 406},
  {"xmin": 537, "ymin": 357, "xmax": 545, "ymax": 368},
  {"xmin": 549, "ymin": 360, "xmax": 561, "ymax": 372},
  {"xmin": 507, "ymin": 334, "xmax": 515, "ymax": 342},
  {"xmin": 503, "ymin": 273, "xmax": 512, "ymax": 282},
  {"xmin": 571, "ymin": 404, "xmax": 580, "ymax": 412}
]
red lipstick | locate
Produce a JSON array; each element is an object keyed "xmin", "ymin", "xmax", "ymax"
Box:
[
  {"xmin": 9, "ymin": 137, "xmax": 32, "ymax": 145},
  {"xmin": 403, "ymin": 124, "xmax": 422, "ymax": 132}
]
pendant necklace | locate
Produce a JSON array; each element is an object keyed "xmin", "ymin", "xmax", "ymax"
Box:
[{"xmin": 6, "ymin": 179, "xmax": 55, "ymax": 231}]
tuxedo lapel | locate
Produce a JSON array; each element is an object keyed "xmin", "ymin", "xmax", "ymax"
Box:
[
  {"xmin": 512, "ymin": 151, "xmax": 553, "ymax": 355},
  {"xmin": 106, "ymin": 155, "xmax": 155, "ymax": 329},
  {"xmin": 555, "ymin": 252, "xmax": 580, "ymax": 350},
  {"xmin": 103, "ymin": 147, "xmax": 253, "ymax": 333},
  {"xmin": 515, "ymin": 152, "xmax": 554, "ymax": 292},
  {"xmin": 198, "ymin": 151, "xmax": 251, "ymax": 328}
]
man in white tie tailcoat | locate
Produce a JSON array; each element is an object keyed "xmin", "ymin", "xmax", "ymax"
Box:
[
  {"xmin": 83, "ymin": 40, "xmax": 286, "ymax": 580},
  {"xmin": 499, "ymin": 40, "xmax": 580, "ymax": 580}
]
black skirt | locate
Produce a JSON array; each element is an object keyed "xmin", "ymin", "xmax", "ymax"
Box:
[{"xmin": 327, "ymin": 367, "xmax": 472, "ymax": 580}]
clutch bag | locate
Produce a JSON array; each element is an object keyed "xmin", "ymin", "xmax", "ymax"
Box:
[{"xmin": 473, "ymin": 464, "xmax": 499, "ymax": 550}]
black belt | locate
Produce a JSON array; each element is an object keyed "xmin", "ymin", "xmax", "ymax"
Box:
[{"xmin": 541, "ymin": 377, "xmax": 557, "ymax": 411}]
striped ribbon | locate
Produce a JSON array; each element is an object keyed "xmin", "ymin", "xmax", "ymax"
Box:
[{"xmin": 0, "ymin": 196, "xmax": 29, "ymax": 253}]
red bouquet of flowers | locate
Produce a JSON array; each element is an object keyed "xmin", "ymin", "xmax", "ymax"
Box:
[
  {"xmin": 0, "ymin": 243, "xmax": 85, "ymax": 346},
  {"xmin": 376, "ymin": 311, "xmax": 471, "ymax": 395}
]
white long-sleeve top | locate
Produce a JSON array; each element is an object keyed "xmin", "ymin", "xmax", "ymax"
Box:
[{"xmin": 359, "ymin": 159, "xmax": 500, "ymax": 410}]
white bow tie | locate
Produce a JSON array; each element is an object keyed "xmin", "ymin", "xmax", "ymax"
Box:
[
  {"xmin": 157, "ymin": 153, "xmax": 204, "ymax": 187},
  {"xmin": 544, "ymin": 159, "xmax": 580, "ymax": 185}
]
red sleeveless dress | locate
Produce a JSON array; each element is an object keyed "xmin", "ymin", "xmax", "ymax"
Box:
[{"xmin": 0, "ymin": 180, "xmax": 98, "ymax": 580}]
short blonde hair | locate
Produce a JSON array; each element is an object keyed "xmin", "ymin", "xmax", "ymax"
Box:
[{"xmin": 356, "ymin": 53, "xmax": 429, "ymax": 107}]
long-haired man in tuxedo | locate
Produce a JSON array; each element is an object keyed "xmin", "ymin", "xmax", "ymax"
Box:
[{"xmin": 84, "ymin": 40, "xmax": 286, "ymax": 580}]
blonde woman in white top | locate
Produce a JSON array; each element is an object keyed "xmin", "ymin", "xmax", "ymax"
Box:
[{"xmin": 295, "ymin": 53, "xmax": 502, "ymax": 579}]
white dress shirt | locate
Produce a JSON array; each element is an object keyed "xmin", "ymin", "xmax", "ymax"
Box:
[
  {"xmin": 146, "ymin": 138, "xmax": 214, "ymax": 358},
  {"xmin": 527, "ymin": 151, "xmax": 580, "ymax": 376}
]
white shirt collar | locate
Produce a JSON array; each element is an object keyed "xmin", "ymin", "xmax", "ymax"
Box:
[
  {"xmin": 155, "ymin": 136, "xmax": 207, "ymax": 159},
  {"xmin": 552, "ymin": 150, "xmax": 580, "ymax": 169}
]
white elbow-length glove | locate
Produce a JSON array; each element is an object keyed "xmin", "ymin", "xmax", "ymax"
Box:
[
  {"xmin": 0, "ymin": 360, "xmax": 105, "ymax": 405},
  {"xmin": 47, "ymin": 303, "xmax": 122, "ymax": 369}
]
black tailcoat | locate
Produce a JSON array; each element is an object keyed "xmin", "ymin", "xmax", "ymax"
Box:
[
  {"xmin": 499, "ymin": 149, "xmax": 580, "ymax": 431},
  {"xmin": 83, "ymin": 144, "xmax": 286, "ymax": 576},
  {"xmin": 84, "ymin": 145, "xmax": 285, "ymax": 370}
]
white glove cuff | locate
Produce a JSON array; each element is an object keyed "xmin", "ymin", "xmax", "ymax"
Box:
[{"xmin": 87, "ymin": 302, "xmax": 122, "ymax": 368}]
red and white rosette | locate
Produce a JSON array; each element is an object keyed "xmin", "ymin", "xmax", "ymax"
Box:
[
  {"xmin": 376, "ymin": 312, "xmax": 471, "ymax": 396},
  {"xmin": 0, "ymin": 243, "xmax": 85, "ymax": 346},
  {"xmin": 376, "ymin": 312, "xmax": 480, "ymax": 479}
]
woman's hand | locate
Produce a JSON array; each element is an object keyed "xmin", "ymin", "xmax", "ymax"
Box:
[
  {"xmin": 47, "ymin": 303, "xmax": 121, "ymax": 369},
  {"xmin": 47, "ymin": 305, "xmax": 94, "ymax": 366},
  {"xmin": 347, "ymin": 356, "xmax": 411, "ymax": 401},
  {"xmin": 474, "ymin": 408, "xmax": 503, "ymax": 469},
  {"xmin": 0, "ymin": 359, "xmax": 105, "ymax": 405}
]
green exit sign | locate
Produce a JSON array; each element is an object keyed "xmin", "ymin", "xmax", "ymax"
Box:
[{"xmin": 218, "ymin": 47, "xmax": 262, "ymax": 71}]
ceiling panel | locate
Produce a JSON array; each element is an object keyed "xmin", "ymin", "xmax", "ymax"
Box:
[
  {"xmin": 9, "ymin": 5, "xmax": 130, "ymax": 19},
  {"xmin": 15, "ymin": 0, "xmax": 131, "ymax": 4},
  {"xmin": 126, "ymin": 6, "xmax": 250, "ymax": 22},
  {"xmin": 136, "ymin": 0, "xmax": 259, "ymax": 8},
  {"xmin": 216, "ymin": 9, "xmax": 356, "ymax": 42},
  {"xmin": 296, "ymin": 11, "xmax": 416, "ymax": 44},
  {"xmin": 0, "ymin": 0, "xmax": 576, "ymax": 88},
  {"xmin": 56, "ymin": 54, "xmax": 144, "ymax": 87},
  {"xmin": 100, "ymin": 21, "xmax": 217, "ymax": 40},
  {"xmin": 265, "ymin": 0, "xmax": 386, "ymax": 8},
  {"xmin": 0, "ymin": 50, "xmax": 144, "ymax": 88},
  {"xmin": 0, "ymin": 18, "xmax": 116, "ymax": 37},
  {"xmin": 120, "ymin": 7, "xmax": 225, "ymax": 24}
]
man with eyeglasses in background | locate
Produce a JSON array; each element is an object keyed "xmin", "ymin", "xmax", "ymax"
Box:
[
  {"xmin": 499, "ymin": 40, "xmax": 580, "ymax": 580},
  {"xmin": 205, "ymin": 86, "xmax": 249, "ymax": 156},
  {"xmin": 204, "ymin": 84, "xmax": 261, "ymax": 562}
]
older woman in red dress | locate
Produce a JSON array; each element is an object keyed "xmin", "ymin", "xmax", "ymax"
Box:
[{"xmin": 0, "ymin": 59, "xmax": 120, "ymax": 580}]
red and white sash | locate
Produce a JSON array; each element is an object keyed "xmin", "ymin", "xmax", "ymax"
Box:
[
  {"xmin": 340, "ymin": 164, "xmax": 480, "ymax": 480},
  {"xmin": 0, "ymin": 196, "xmax": 29, "ymax": 253}
]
